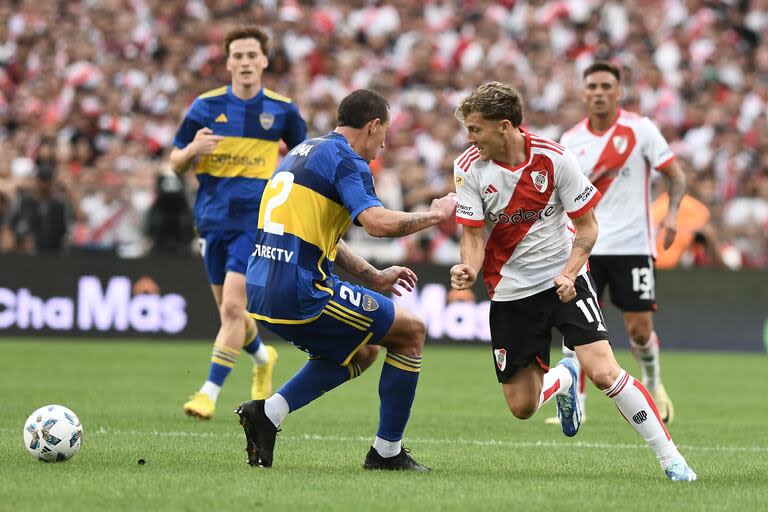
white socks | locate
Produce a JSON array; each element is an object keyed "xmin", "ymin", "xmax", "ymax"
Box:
[
  {"xmin": 631, "ymin": 331, "xmax": 661, "ymax": 389},
  {"xmin": 200, "ymin": 381, "xmax": 221, "ymax": 402},
  {"xmin": 605, "ymin": 369, "xmax": 679, "ymax": 466},
  {"xmin": 373, "ymin": 436, "xmax": 402, "ymax": 458},
  {"xmin": 264, "ymin": 393, "xmax": 290, "ymax": 428},
  {"xmin": 538, "ymin": 363, "xmax": 573, "ymax": 408},
  {"xmin": 251, "ymin": 343, "xmax": 271, "ymax": 366}
]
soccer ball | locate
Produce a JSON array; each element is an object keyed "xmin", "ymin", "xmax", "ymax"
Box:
[{"xmin": 23, "ymin": 405, "xmax": 83, "ymax": 462}]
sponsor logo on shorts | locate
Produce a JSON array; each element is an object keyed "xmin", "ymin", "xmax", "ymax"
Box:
[
  {"xmin": 362, "ymin": 294, "xmax": 379, "ymax": 312},
  {"xmin": 494, "ymin": 348, "xmax": 507, "ymax": 371},
  {"xmin": 632, "ymin": 410, "xmax": 648, "ymax": 424}
]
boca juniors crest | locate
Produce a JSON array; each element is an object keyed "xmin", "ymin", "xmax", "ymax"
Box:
[
  {"xmin": 494, "ymin": 348, "xmax": 507, "ymax": 371},
  {"xmin": 259, "ymin": 112, "xmax": 275, "ymax": 130},
  {"xmin": 612, "ymin": 135, "xmax": 628, "ymax": 155},
  {"xmin": 531, "ymin": 170, "xmax": 548, "ymax": 193}
]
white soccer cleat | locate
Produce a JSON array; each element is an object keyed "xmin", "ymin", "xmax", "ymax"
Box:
[{"xmin": 664, "ymin": 457, "xmax": 697, "ymax": 482}]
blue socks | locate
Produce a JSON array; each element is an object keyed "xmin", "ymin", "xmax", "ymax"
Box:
[
  {"xmin": 207, "ymin": 345, "xmax": 239, "ymax": 386},
  {"xmin": 377, "ymin": 353, "xmax": 422, "ymax": 442},
  {"xmin": 278, "ymin": 358, "xmax": 363, "ymax": 411}
]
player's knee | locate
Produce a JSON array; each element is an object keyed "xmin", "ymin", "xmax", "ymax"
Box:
[
  {"xmin": 626, "ymin": 320, "xmax": 652, "ymax": 345},
  {"xmin": 351, "ymin": 345, "xmax": 380, "ymax": 372},
  {"xmin": 218, "ymin": 300, "xmax": 242, "ymax": 324},
  {"xmin": 586, "ymin": 367, "xmax": 620, "ymax": 390},
  {"xmin": 404, "ymin": 317, "xmax": 426, "ymax": 355},
  {"xmin": 508, "ymin": 400, "xmax": 537, "ymax": 420}
]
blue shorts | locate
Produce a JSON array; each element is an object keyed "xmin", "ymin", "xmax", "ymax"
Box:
[
  {"xmin": 198, "ymin": 230, "xmax": 255, "ymax": 285},
  {"xmin": 259, "ymin": 279, "xmax": 395, "ymax": 366}
]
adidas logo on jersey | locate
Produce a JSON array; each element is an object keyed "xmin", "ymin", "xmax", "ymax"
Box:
[
  {"xmin": 215, "ymin": 113, "xmax": 228, "ymax": 123},
  {"xmin": 484, "ymin": 184, "xmax": 498, "ymax": 195}
]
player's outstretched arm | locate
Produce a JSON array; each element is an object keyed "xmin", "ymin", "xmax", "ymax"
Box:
[
  {"xmin": 555, "ymin": 209, "xmax": 598, "ymax": 302},
  {"xmin": 450, "ymin": 225, "xmax": 484, "ymax": 291},
  {"xmin": 169, "ymin": 127, "xmax": 224, "ymax": 174},
  {"xmin": 356, "ymin": 193, "xmax": 457, "ymax": 238},
  {"xmin": 335, "ymin": 240, "xmax": 417, "ymax": 296},
  {"xmin": 659, "ymin": 160, "xmax": 686, "ymax": 249}
]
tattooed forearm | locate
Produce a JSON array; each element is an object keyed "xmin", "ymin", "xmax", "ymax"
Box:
[
  {"xmin": 572, "ymin": 237, "xmax": 595, "ymax": 254},
  {"xmin": 397, "ymin": 213, "xmax": 436, "ymax": 236},
  {"xmin": 335, "ymin": 240, "xmax": 377, "ymax": 284}
]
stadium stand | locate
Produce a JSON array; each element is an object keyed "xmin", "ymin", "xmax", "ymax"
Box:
[{"xmin": 0, "ymin": 0, "xmax": 766, "ymax": 267}]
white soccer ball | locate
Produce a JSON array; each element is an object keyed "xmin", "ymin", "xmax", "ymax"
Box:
[{"xmin": 23, "ymin": 405, "xmax": 83, "ymax": 462}]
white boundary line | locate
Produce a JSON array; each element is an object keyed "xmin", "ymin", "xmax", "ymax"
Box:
[{"xmin": 5, "ymin": 427, "xmax": 766, "ymax": 454}]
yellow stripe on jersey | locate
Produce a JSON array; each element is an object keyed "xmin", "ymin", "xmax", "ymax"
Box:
[
  {"xmin": 198, "ymin": 86, "xmax": 228, "ymax": 99},
  {"xmin": 327, "ymin": 300, "xmax": 373, "ymax": 324},
  {"xmin": 341, "ymin": 332, "xmax": 374, "ymax": 367},
  {"xmin": 263, "ymin": 88, "xmax": 292, "ymax": 103},
  {"xmin": 194, "ymin": 137, "xmax": 279, "ymax": 179},
  {"xmin": 324, "ymin": 303, "xmax": 371, "ymax": 330},
  {"xmin": 248, "ymin": 311, "xmax": 323, "ymax": 325},
  {"xmin": 322, "ymin": 308, "xmax": 368, "ymax": 331},
  {"xmin": 258, "ymin": 182, "xmax": 352, "ymax": 256}
]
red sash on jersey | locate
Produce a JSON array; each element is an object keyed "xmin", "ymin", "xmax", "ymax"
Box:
[{"xmin": 482, "ymin": 158, "xmax": 556, "ymax": 299}]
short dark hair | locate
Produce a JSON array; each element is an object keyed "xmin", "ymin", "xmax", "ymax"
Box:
[
  {"xmin": 337, "ymin": 89, "xmax": 390, "ymax": 129},
  {"xmin": 583, "ymin": 61, "xmax": 621, "ymax": 82},
  {"xmin": 224, "ymin": 26, "xmax": 269, "ymax": 57},
  {"xmin": 454, "ymin": 81, "xmax": 524, "ymax": 127}
]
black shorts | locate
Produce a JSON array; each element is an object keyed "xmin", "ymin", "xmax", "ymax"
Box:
[
  {"xmin": 589, "ymin": 255, "xmax": 657, "ymax": 312},
  {"xmin": 489, "ymin": 274, "xmax": 610, "ymax": 383}
]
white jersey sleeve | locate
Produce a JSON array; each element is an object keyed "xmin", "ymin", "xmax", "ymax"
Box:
[
  {"xmin": 640, "ymin": 117, "xmax": 676, "ymax": 171},
  {"xmin": 454, "ymin": 158, "xmax": 484, "ymax": 226},
  {"xmin": 556, "ymin": 149, "xmax": 601, "ymax": 218}
]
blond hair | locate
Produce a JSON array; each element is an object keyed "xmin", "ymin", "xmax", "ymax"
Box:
[{"xmin": 454, "ymin": 81, "xmax": 524, "ymax": 127}]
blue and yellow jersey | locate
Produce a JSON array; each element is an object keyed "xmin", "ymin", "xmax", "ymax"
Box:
[
  {"xmin": 172, "ymin": 86, "xmax": 307, "ymax": 233},
  {"xmin": 245, "ymin": 132, "xmax": 382, "ymax": 323}
]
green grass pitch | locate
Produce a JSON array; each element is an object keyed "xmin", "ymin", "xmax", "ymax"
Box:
[{"xmin": 1, "ymin": 339, "xmax": 766, "ymax": 511}]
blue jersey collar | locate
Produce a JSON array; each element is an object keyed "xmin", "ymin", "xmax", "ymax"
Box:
[{"xmin": 227, "ymin": 85, "xmax": 264, "ymax": 104}]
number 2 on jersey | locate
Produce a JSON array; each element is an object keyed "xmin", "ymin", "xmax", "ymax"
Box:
[{"xmin": 263, "ymin": 171, "xmax": 294, "ymax": 235}]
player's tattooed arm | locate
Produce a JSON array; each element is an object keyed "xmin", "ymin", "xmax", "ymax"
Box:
[
  {"xmin": 335, "ymin": 240, "xmax": 377, "ymax": 285},
  {"xmin": 396, "ymin": 213, "xmax": 438, "ymax": 236},
  {"xmin": 572, "ymin": 237, "xmax": 595, "ymax": 255},
  {"xmin": 659, "ymin": 159, "xmax": 687, "ymax": 249},
  {"xmin": 335, "ymin": 240, "xmax": 418, "ymax": 295},
  {"xmin": 357, "ymin": 193, "xmax": 457, "ymax": 238},
  {"xmin": 560, "ymin": 209, "xmax": 599, "ymax": 281}
]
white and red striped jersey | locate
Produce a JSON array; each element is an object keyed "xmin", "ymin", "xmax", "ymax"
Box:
[
  {"xmin": 454, "ymin": 128, "xmax": 601, "ymax": 301},
  {"xmin": 559, "ymin": 109, "xmax": 676, "ymax": 256}
]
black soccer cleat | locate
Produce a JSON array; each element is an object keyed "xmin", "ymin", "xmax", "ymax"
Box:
[
  {"xmin": 362, "ymin": 446, "xmax": 431, "ymax": 471},
  {"xmin": 235, "ymin": 400, "xmax": 278, "ymax": 468}
]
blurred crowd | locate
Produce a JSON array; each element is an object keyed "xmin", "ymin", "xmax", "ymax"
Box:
[{"xmin": 0, "ymin": 0, "xmax": 767, "ymax": 268}]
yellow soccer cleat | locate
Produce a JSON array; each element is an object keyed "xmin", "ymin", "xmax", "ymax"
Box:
[
  {"xmin": 650, "ymin": 383, "xmax": 675, "ymax": 425},
  {"xmin": 183, "ymin": 392, "xmax": 215, "ymax": 419},
  {"xmin": 251, "ymin": 345, "xmax": 278, "ymax": 400}
]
